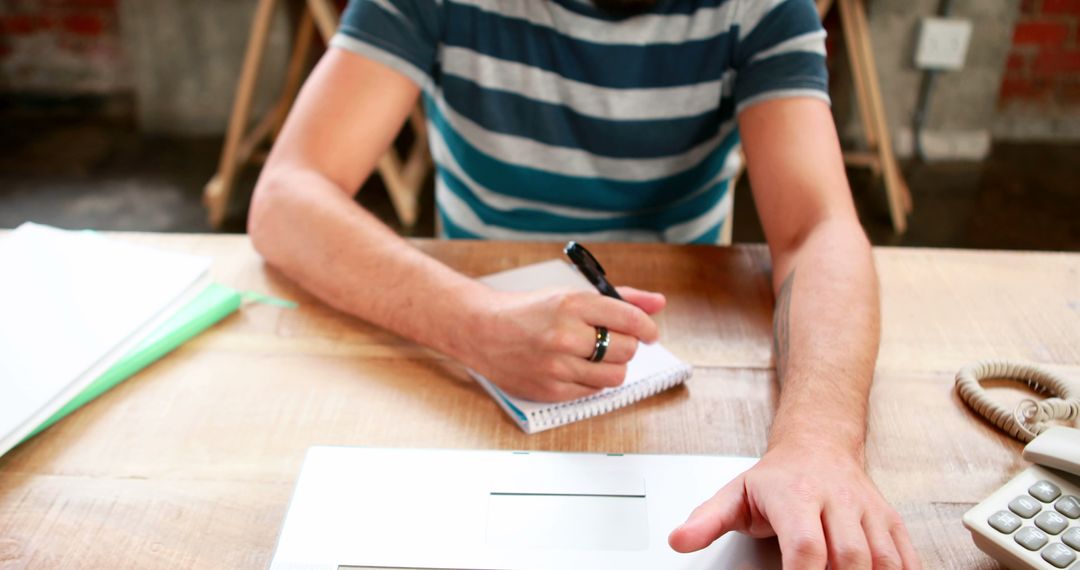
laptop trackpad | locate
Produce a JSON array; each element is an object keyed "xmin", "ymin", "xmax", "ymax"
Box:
[{"xmin": 485, "ymin": 469, "xmax": 649, "ymax": 551}]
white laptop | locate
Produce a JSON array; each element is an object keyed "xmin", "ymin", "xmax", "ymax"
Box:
[{"xmin": 271, "ymin": 447, "xmax": 781, "ymax": 570}]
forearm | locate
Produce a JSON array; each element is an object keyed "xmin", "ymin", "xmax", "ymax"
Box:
[
  {"xmin": 249, "ymin": 167, "xmax": 486, "ymax": 361},
  {"xmin": 767, "ymin": 218, "xmax": 880, "ymax": 459}
]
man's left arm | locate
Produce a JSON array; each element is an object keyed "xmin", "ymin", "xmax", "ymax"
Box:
[{"xmin": 668, "ymin": 97, "xmax": 922, "ymax": 570}]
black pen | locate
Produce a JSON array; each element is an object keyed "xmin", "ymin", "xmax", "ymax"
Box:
[{"xmin": 564, "ymin": 241, "xmax": 624, "ymax": 301}]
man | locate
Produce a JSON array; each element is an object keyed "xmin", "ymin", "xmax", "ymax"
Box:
[{"xmin": 248, "ymin": 0, "xmax": 922, "ymax": 567}]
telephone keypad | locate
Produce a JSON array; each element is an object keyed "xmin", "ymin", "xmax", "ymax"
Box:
[{"xmin": 967, "ymin": 468, "xmax": 1080, "ymax": 570}]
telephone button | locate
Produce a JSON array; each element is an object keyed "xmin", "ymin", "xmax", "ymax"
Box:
[
  {"xmin": 1035, "ymin": 511, "xmax": 1069, "ymax": 535},
  {"xmin": 1016, "ymin": 527, "xmax": 1049, "ymax": 551},
  {"xmin": 1056, "ymin": 496, "xmax": 1080, "ymax": 519},
  {"xmin": 1031, "ymin": 480, "xmax": 1063, "ymax": 503},
  {"xmin": 1063, "ymin": 527, "xmax": 1080, "ymax": 550},
  {"xmin": 1042, "ymin": 543, "xmax": 1077, "ymax": 568},
  {"xmin": 988, "ymin": 510, "xmax": 1022, "ymax": 534},
  {"xmin": 1010, "ymin": 495, "xmax": 1042, "ymax": 518}
]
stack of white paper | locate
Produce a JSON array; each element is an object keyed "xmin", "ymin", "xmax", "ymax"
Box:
[{"xmin": 0, "ymin": 223, "xmax": 211, "ymax": 457}]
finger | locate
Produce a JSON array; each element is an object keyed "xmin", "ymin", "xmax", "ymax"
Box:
[
  {"xmin": 616, "ymin": 286, "xmax": 666, "ymax": 315},
  {"xmin": 502, "ymin": 373, "xmax": 600, "ymax": 402},
  {"xmin": 596, "ymin": 331, "xmax": 638, "ymax": 364},
  {"xmin": 579, "ymin": 296, "xmax": 659, "ymax": 343},
  {"xmin": 560, "ymin": 356, "xmax": 627, "ymax": 389},
  {"xmin": 862, "ymin": 514, "xmax": 902, "ymax": 570},
  {"xmin": 533, "ymin": 379, "xmax": 602, "ymax": 402},
  {"xmin": 889, "ymin": 517, "xmax": 922, "ymax": 570},
  {"xmin": 767, "ymin": 505, "xmax": 828, "ymax": 570},
  {"xmin": 668, "ymin": 475, "xmax": 750, "ymax": 553},
  {"xmin": 822, "ymin": 501, "xmax": 871, "ymax": 570},
  {"xmin": 546, "ymin": 325, "xmax": 637, "ymax": 363}
]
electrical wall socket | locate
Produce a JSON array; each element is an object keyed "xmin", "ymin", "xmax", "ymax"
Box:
[{"xmin": 915, "ymin": 17, "xmax": 973, "ymax": 71}]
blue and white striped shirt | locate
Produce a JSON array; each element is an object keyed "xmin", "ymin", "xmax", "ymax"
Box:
[{"xmin": 332, "ymin": 0, "xmax": 829, "ymax": 243}]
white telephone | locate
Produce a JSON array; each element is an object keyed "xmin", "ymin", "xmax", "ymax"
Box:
[
  {"xmin": 957, "ymin": 361, "xmax": 1080, "ymax": 569},
  {"xmin": 963, "ymin": 427, "xmax": 1080, "ymax": 569}
]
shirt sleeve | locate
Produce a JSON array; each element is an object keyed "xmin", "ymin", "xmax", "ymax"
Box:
[
  {"xmin": 731, "ymin": 0, "xmax": 830, "ymax": 114},
  {"xmin": 330, "ymin": 0, "xmax": 442, "ymax": 92}
]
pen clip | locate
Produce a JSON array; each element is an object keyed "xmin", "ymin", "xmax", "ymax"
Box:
[
  {"xmin": 564, "ymin": 241, "xmax": 622, "ymax": 300},
  {"xmin": 564, "ymin": 241, "xmax": 606, "ymax": 276}
]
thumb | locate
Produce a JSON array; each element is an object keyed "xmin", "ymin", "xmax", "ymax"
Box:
[
  {"xmin": 668, "ymin": 475, "xmax": 749, "ymax": 553},
  {"xmin": 616, "ymin": 286, "xmax": 666, "ymax": 315}
]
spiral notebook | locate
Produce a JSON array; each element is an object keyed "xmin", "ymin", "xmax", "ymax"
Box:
[{"xmin": 472, "ymin": 259, "xmax": 693, "ymax": 434}]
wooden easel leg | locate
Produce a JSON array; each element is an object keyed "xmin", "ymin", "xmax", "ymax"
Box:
[{"xmin": 204, "ymin": 0, "xmax": 279, "ymax": 228}]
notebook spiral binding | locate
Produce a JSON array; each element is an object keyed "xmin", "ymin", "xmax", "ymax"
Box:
[{"xmin": 530, "ymin": 364, "xmax": 693, "ymax": 430}]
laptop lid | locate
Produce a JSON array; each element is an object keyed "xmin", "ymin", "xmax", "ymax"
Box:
[{"xmin": 271, "ymin": 447, "xmax": 780, "ymax": 570}]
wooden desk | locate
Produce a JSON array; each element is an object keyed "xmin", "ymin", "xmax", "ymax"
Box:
[{"xmin": 1, "ymin": 235, "xmax": 1077, "ymax": 568}]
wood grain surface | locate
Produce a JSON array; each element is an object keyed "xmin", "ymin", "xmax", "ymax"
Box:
[{"xmin": 1, "ymin": 234, "xmax": 1077, "ymax": 569}]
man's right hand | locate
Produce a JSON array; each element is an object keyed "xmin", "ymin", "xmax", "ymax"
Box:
[{"xmin": 460, "ymin": 286, "xmax": 666, "ymax": 402}]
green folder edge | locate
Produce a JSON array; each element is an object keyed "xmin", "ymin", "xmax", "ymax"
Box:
[{"xmin": 23, "ymin": 283, "xmax": 243, "ymax": 441}]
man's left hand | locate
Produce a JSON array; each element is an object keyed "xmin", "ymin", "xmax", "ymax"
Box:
[{"xmin": 668, "ymin": 441, "xmax": 922, "ymax": 569}]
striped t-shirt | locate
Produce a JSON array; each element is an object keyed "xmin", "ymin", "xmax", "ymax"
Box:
[{"xmin": 331, "ymin": 0, "xmax": 829, "ymax": 243}]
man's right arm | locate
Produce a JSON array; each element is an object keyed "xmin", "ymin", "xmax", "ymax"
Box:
[
  {"xmin": 249, "ymin": 48, "xmax": 484, "ymax": 362},
  {"xmin": 249, "ymin": 49, "xmax": 662, "ymax": 401}
]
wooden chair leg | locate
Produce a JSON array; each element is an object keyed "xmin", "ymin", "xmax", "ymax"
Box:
[
  {"xmin": 719, "ymin": 194, "xmax": 734, "ymax": 245},
  {"xmin": 204, "ymin": 0, "xmax": 279, "ymax": 228},
  {"xmin": 837, "ymin": 0, "xmax": 879, "ymax": 152},
  {"xmin": 397, "ymin": 107, "xmax": 433, "ymax": 225},
  {"xmin": 837, "ymin": 0, "xmax": 911, "ymax": 232},
  {"xmin": 273, "ymin": 7, "xmax": 315, "ymax": 139},
  {"xmin": 377, "ymin": 153, "xmax": 412, "ymax": 228},
  {"xmin": 375, "ymin": 108, "xmax": 432, "ymax": 229},
  {"xmin": 849, "ymin": 0, "xmax": 913, "ymax": 218},
  {"xmin": 307, "ymin": 0, "xmax": 338, "ymax": 42},
  {"xmin": 815, "ymin": 0, "xmax": 835, "ymax": 19},
  {"xmin": 302, "ymin": 0, "xmax": 433, "ymax": 230},
  {"xmin": 719, "ymin": 148, "xmax": 744, "ymax": 246}
]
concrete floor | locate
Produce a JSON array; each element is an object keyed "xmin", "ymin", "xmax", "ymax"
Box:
[{"xmin": 1, "ymin": 105, "xmax": 1078, "ymax": 251}]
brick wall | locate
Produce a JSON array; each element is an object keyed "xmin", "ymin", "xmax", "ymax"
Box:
[
  {"xmin": 1000, "ymin": 0, "xmax": 1080, "ymax": 110},
  {"xmin": 0, "ymin": 0, "xmax": 129, "ymax": 94}
]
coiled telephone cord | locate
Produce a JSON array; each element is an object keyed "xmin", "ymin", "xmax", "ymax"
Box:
[{"xmin": 956, "ymin": 360, "xmax": 1080, "ymax": 443}]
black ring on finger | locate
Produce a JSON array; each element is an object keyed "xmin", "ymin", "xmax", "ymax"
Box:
[{"xmin": 589, "ymin": 326, "xmax": 610, "ymax": 363}]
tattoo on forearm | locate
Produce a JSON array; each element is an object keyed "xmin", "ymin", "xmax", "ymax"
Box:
[{"xmin": 772, "ymin": 269, "xmax": 795, "ymax": 384}]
